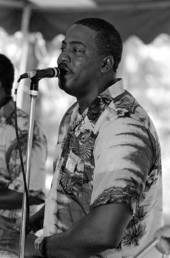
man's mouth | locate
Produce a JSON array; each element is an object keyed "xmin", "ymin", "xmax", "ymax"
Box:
[{"xmin": 58, "ymin": 65, "xmax": 72, "ymax": 77}]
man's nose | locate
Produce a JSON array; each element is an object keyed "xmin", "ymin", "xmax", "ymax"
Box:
[{"xmin": 58, "ymin": 50, "xmax": 71, "ymax": 64}]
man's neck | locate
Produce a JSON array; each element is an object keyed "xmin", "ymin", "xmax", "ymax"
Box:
[{"xmin": 78, "ymin": 78, "xmax": 117, "ymax": 115}]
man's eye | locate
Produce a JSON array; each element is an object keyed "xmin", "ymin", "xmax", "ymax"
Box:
[
  {"xmin": 73, "ymin": 48, "xmax": 79, "ymax": 53},
  {"xmin": 73, "ymin": 48, "xmax": 84, "ymax": 54},
  {"xmin": 60, "ymin": 46, "xmax": 84, "ymax": 54}
]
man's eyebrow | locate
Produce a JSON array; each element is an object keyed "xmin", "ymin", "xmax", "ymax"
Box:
[{"xmin": 61, "ymin": 40, "xmax": 86, "ymax": 47}]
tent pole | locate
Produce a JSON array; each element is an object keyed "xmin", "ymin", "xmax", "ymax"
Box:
[
  {"xmin": 18, "ymin": 3, "xmax": 32, "ymax": 258},
  {"xmin": 17, "ymin": 2, "xmax": 31, "ymax": 110}
]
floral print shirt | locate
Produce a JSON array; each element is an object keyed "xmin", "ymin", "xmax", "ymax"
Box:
[
  {"xmin": 44, "ymin": 79, "xmax": 162, "ymax": 258},
  {"xmin": 0, "ymin": 99, "xmax": 47, "ymax": 219}
]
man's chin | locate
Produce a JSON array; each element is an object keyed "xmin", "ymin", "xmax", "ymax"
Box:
[
  {"xmin": 58, "ymin": 83, "xmax": 75, "ymax": 97},
  {"xmin": 58, "ymin": 78, "xmax": 66, "ymax": 90}
]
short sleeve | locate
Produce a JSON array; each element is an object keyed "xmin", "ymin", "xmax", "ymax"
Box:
[{"xmin": 90, "ymin": 116, "xmax": 154, "ymax": 214}]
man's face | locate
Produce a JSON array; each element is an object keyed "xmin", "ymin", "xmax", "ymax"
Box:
[{"xmin": 57, "ymin": 24, "xmax": 104, "ymax": 98}]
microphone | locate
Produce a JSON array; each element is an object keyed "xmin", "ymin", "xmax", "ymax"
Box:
[{"xmin": 19, "ymin": 67, "xmax": 61, "ymax": 81}]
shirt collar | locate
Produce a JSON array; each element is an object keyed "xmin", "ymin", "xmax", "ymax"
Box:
[
  {"xmin": 104, "ymin": 78, "xmax": 125, "ymax": 99},
  {"xmin": 68, "ymin": 79, "xmax": 125, "ymax": 126},
  {"xmin": 86, "ymin": 79, "xmax": 124, "ymax": 124}
]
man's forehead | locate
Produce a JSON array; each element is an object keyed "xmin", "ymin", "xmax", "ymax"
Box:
[{"xmin": 64, "ymin": 24, "xmax": 97, "ymax": 43}]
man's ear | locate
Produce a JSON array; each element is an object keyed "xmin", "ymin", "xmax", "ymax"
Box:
[{"xmin": 101, "ymin": 55, "xmax": 114, "ymax": 73}]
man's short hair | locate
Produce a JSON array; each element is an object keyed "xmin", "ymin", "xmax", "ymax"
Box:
[
  {"xmin": 0, "ymin": 54, "xmax": 14, "ymax": 95},
  {"xmin": 74, "ymin": 18, "xmax": 123, "ymax": 72}
]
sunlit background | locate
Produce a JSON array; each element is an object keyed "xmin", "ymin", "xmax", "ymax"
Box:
[{"xmin": 0, "ymin": 27, "xmax": 169, "ymax": 227}]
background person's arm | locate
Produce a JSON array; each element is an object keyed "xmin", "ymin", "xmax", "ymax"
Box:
[{"xmin": 0, "ymin": 188, "xmax": 44, "ymax": 210}]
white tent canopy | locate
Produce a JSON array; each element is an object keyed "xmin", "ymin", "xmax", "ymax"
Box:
[{"xmin": 0, "ymin": 0, "xmax": 170, "ymax": 43}]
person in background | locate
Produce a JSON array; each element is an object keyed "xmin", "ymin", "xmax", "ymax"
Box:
[
  {"xmin": 0, "ymin": 18, "xmax": 163, "ymax": 258},
  {"xmin": 0, "ymin": 53, "xmax": 47, "ymax": 258}
]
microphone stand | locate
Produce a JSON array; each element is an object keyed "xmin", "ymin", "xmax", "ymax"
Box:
[{"xmin": 19, "ymin": 77, "xmax": 40, "ymax": 258}]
